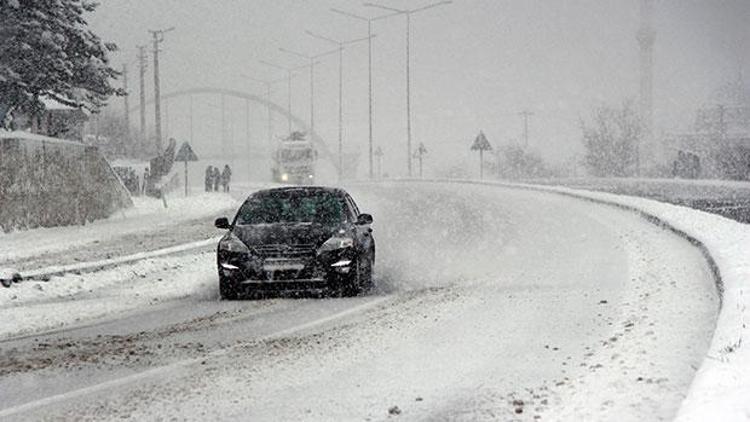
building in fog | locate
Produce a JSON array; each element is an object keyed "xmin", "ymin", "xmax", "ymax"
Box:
[{"xmin": 666, "ymin": 80, "xmax": 750, "ymax": 180}]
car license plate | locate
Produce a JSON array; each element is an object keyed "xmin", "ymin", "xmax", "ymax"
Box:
[{"xmin": 263, "ymin": 259, "xmax": 305, "ymax": 271}]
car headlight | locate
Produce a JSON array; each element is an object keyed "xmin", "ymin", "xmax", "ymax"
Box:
[
  {"xmin": 281, "ymin": 173, "xmax": 289, "ymax": 182},
  {"xmin": 318, "ymin": 236, "xmax": 354, "ymax": 254},
  {"xmin": 218, "ymin": 232, "xmax": 250, "ymax": 253}
]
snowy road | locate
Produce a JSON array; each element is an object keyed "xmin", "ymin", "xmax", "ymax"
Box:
[{"xmin": 0, "ymin": 182, "xmax": 718, "ymax": 421}]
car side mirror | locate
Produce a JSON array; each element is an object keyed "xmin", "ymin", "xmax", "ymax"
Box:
[
  {"xmin": 215, "ymin": 217, "xmax": 231, "ymax": 229},
  {"xmin": 356, "ymin": 213, "xmax": 373, "ymax": 225}
]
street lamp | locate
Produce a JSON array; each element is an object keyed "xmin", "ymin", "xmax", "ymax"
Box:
[
  {"xmin": 374, "ymin": 146, "xmax": 384, "ymax": 178},
  {"xmin": 240, "ymin": 74, "xmax": 286, "ymax": 153},
  {"xmin": 413, "ymin": 142, "xmax": 427, "ymax": 178},
  {"xmin": 305, "ymin": 30, "xmax": 372, "ymax": 180},
  {"xmin": 258, "ymin": 60, "xmax": 307, "ymax": 134},
  {"xmin": 330, "ymin": 8, "xmax": 402, "ymax": 179},
  {"xmin": 364, "ymin": 1, "xmax": 451, "ymax": 177},
  {"xmin": 278, "ymin": 47, "xmax": 339, "ymax": 137}
]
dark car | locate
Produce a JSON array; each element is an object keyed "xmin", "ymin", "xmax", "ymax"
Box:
[{"xmin": 214, "ymin": 186, "xmax": 375, "ymax": 299}]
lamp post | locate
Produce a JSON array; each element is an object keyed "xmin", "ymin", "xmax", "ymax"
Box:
[
  {"xmin": 305, "ymin": 30, "xmax": 372, "ymax": 180},
  {"xmin": 278, "ymin": 47, "xmax": 339, "ymax": 137},
  {"xmin": 413, "ymin": 142, "xmax": 427, "ymax": 178},
  {"xmin": 259, "ymin": 60, "xmax": 307, "ymax": 135},
  {"xmin": 364, "ymin": 1, "xmax": 451, "ymax": 177},
  {"xmin": 330, "ymin": 8, "xmax": 402, "ymax": 179},
  {"xmin": 374, "ymin": 146, "xmax": 384, "ymax": 179},
  {"xmin": 240, "ymin": 74, "xmax": 286, "ymax": 151}
]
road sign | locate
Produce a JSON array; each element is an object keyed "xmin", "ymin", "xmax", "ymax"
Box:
[
  {"xmin": 175, "ymin": 142, "xmax": 199, "ymax": 196},
  {"xmin": 175, "ymin": 141, "xmax": 199, "ymax": 162}
]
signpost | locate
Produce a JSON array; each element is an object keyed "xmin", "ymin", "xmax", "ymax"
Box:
[
  {"xmin": 470, "ymin": 131, "xmax": 492, "ymax": 180},
  {"xmin": 174, "ymin": 142, "xmax": 199, "ymax": 196}
]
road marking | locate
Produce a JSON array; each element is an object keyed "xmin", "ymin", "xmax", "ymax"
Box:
[{"xmin": 0, "ymin": 295, "xmax": 391, "ymax": 418}]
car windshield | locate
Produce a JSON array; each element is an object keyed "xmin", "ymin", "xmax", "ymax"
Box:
[
  {"xmin": 280, "ymin": 149, "xmax": 313, "ymax": 162},
  {"xmin": 236, "ymin": 191, "xmax": 345, "ymax": 225}
]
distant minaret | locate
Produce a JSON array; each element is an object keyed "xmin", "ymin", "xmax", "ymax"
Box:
[
  {"xmin": 636, "ymin": 0, "xmax": 656, "ymax": 170},
  {"xmin": 637, "ymin": 0, "xmax": 656, "ymax": 134}
]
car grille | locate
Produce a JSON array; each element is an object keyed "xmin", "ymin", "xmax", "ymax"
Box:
[{"xmin": 252, "ymin": 244, "xmax": 317, "ymax": 259}]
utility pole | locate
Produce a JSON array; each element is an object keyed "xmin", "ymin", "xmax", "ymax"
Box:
[
  {"xmin": 717, "ymin": 104, "xmax": 727, "ymax": 140},
  {"xmin": 148, "ymin": 26, "xmax": 174, "ymax": 153},
  {"xmin": 164, "ymin": 98, "xmax": 169, "ymax": 140},
  {"xmin": 365, "ymin": 1, "xmax": 452, "ymax": 177},
  {"xmin": 259, "ymin": 60, "xmax": 307, "ymax": 135},
  {"xmin": 122, "ymin": 63, "xmax": 130, "ymax": 155},
  {"xmin": 413, "ymin": 142, "xmax": 427, "ymax": 178},
  {"xmin": 374, "ymin": 146, "xmax": 384, "ymax": 178},
  {"xmin": 189, "ymin": 94, "xmax": 193, "ymax": 144},
  {"xmin": 279, "ymin": 47, "xmax": 339, "ymax": 137},
  {"xmin": 519, "ymin": 110, "xmax": 534, "ymax": 148},
  {"xmin": 331, "ymin": 8, "xmax": 402, "ymax": 179},
  {"xmin": 221, "ymin": 94, "xmax": 226, "ymax": 154},
  {"xmin": 137, "ymin": 45, "xmax": 147, "ymax": 155},
  {"xmin": 305, "ymin": 30, "xmax": 372, "ymax": 181}
]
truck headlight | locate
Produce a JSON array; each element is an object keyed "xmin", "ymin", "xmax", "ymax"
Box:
[
  {"xmin": 281, "ymin": 173, "xmax": 289, "ymax": 182},
  {"xmin": 317, "ymin": 237, "xmax": 354, "ymax": 254}
]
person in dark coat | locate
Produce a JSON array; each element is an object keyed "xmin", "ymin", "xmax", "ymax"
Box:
[
  {"xmin": 221, "ymin": 164, "xmax": 232, "ymax": 193},
  {"xmin": 204, "ymin": 166, "xmax": 213, "ymax": 192},
  {"xmin": 212, "ymin": 166, "xmax": 221, "ymax": 192}
]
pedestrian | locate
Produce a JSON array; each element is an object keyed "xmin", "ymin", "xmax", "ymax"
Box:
[
  {"xmin": 212, "ymin": 166, "xmax": 221, "ymax": 192},
  {"xmin": 142, "ymin": 167, "xmax": 150, "ymax": 195},
  {"xmin": 204, "ymin": 166, "xmax": 213, "ymax": 192},
  {"xmin": 221, "ymin": 164, "xmax": 232, "ymax": 193}
]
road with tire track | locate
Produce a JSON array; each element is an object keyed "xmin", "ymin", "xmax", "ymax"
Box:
[{"xmin": 0, "ymin": 182, "xmax": 718, "ymax": 421}]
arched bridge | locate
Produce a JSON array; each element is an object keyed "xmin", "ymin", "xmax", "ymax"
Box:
[{"xmin": 129, "ymin": 87, "xmax": 338, "ymax": 173}]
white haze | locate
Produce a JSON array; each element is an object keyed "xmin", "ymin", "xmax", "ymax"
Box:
[{"xmin": 90, "ymin": 0, "xmax": 750, "ymax": 178}]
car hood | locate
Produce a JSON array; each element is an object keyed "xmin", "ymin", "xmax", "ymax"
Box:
[{"xmin": 232, "ymin": 223, "xmax": 338, "ymax": 248}]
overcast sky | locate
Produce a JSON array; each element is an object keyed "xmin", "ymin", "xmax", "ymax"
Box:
[{"xmin": 90, "ymin": 0, "xmax": 750, "ymax": 177}]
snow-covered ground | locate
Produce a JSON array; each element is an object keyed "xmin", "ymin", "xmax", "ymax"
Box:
[
  {"xmin": 507, "ymin": 181, "xmax": 750, "ymax": 421},
  {"xmin": 0, "ymin": 191, "xmax": 239, "ymax": 266},
  {"xmin": 0, "ymin": 182, "xmax": 719, "ymax": 421}
]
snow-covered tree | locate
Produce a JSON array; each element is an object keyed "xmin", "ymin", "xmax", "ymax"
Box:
[
  {"xmin": 581, "ymin": 101, "xmax": 643, "ymax": 177},
  {"xmin": 0, "ymin": 0, "xmax": 121, "ymax": 124}
]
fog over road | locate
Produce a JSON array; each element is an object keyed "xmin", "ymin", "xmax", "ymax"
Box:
[{"xmin": 0, "ymin": 182, "xmax": 718, "ymax": 421}]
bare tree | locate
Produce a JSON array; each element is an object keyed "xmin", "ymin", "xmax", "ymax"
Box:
[{"xmin": 582, "ymin": 101, "xmax": 643, "ymax": 177}]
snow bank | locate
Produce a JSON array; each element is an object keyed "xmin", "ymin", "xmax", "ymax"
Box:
[
  {"xmin": 0, "ymin": 192, "xmax": 239, "ymax": 263},
  {"xmin": 443, "ymin": 179, "xmax": 748, "ymax": 421}
]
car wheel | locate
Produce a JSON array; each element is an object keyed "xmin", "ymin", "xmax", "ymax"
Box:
[
  {"xmin": 341, "ymin": 258, "xmax": 363, "ymax": 297},
  {"xmin": 219, "ymin": 274, "xmax": 239, "ymax": 300},
  {"xmin": 360, "ymin": 253, "xmax": 374, "ymax": 292}
]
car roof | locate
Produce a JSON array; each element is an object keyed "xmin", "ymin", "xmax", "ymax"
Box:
[{"xmin": 248, "ymin": 186, "xmax": 348, "ymax": 199}]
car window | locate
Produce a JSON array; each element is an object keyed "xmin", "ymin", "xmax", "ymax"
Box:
[
  {"xmin": 235, "ymin": 191, "xmax": 345, "ymax": 225},
  {"xmin": 345, "ymin": 195, "xmax": 360, "ymax": 218}
]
